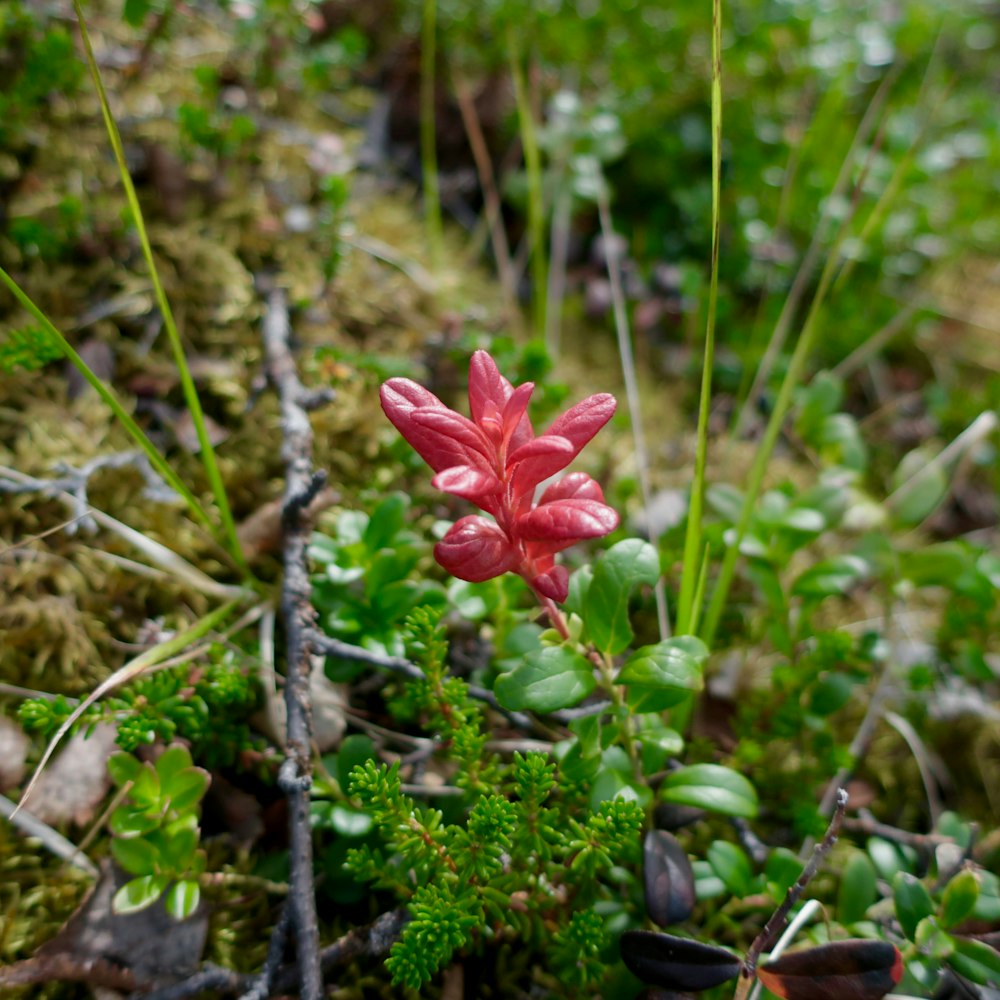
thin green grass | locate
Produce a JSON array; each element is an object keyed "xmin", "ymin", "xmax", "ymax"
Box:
[
  {"xmin": 675, "ymin": 0, "xmax": 723, "ymax": 637},
  {"xmin": 71, "ymin": 0, "xmax": 247, "ymax": 576},
  {"xmin": 0, "ymin": 266, "xmax": 214, "ymax": 536}
]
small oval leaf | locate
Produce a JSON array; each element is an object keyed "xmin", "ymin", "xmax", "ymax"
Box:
[
  {"xmin": 619, "ymin": 931, "xmax": 741, "ymax": 991},
  {"xmin": 661, "ymin": 764, "xmax": 758, "ymax": 819},
  {"xmin": 758, "ymin": 939, "xmax": 903, "ymax": 1000},
  {"xmin": 894, "ymin": 872, "xmax": 935, "ymax": 941},
  {"xmin": 494, "ymin": 646, "xmax": 596, "ymax": 713},
  {"xmin": 644, "ymin": 831, "xmax": 696, "ymax": 927}
]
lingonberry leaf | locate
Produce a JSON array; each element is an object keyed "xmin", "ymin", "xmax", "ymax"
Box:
[
  {"xmin": 893, "ymin": 872, "xmax": 935, "ymax": 941},
  {"xmin": 757, "ymin": 939, "xmax": 904, "ymax": 1000},
  {"xmin": 619, "ymin": 931, "xmax": 741, "ymax": 991},
  {"xmin": 660, "ymin": 764, "xmax": 758, "ymax": 819},
  {"xmin": 643, "ymin": 831, "xmax": 696, "ymax": 927},
  {"xmin": 494, "ymin": 646, "xmax": 596, "ymax": 713},
  {"xmin": 583, "ymin": 539, "xmax": 660, "ymax": 655},
  {"xmin": 434, "ymin": 516, "xmax": 521, "ymax": 582}
]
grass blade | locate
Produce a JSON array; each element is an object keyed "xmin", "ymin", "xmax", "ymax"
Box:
[
  {"xmin": 676, "ymin": 0, "xmax": 722, "ymax": 636},
  {"xmin": 0, "ymin": 266, "xmax": 213, "ymax": 534},
  {"xmin": 70, "ymin": 0, "xmax": 247, "ymax": 575}
]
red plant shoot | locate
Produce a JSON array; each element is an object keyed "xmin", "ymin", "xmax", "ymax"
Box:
[{"xmin": 380, "ymin": 350, "xmax": 619, "ymax": 629}]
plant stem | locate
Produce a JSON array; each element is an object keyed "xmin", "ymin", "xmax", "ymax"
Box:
[
  {"xmin": 677, "ymin": 0, "xmax": 722, "ymax": 635},
  {"xmin": 420, "ymin": 0, "xmax": 443, "ymax": 272}
]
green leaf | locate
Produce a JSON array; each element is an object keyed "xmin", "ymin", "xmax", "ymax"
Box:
[
  {"xmin": 110, "ymin": 836, "xmax": 158, "ymax": 876},
  {"xmin": 891, "ymin": 448, "xmax": 949, "ymax": 525},
  {"xmin": 164, "ymin": 880, "xmax": 201, "ymax": 920},
  {"xmin": 122, "ymin": 0, "xmax": 153, "ymax": 28},
  {"xmin": 792, "ymin": 555, "xmax": 868, "ymax": 599},
  {"xmin": 330, "ymin": 805, "xmax": 374, "ymax": 838},
  {"xmin": 915, "ymin": 916, "xmax": 954, "ymax": 959},
  {"xmin": 582, "ymin": 539, "xmax": 659, "ymax": 654},
  {"xmin": 159, "ymin": 826, "xmax": 198, "ymax": 870},
  {"xmin": 660, "ymin": 764, "xmax": 758, "ymax": 819},
  {"xmin": 113, "ymin": 874, "xmax": 170, "ymax": 915},
  {"xmin": 894, "ymin": 873, "xmax": 935, "ymax": 941},
  {"xmin": 947, "ymin": 936, "xmax": 1000, "ymax": 986},
  {"xmin": 363, "ymin": 492, "xmax": 408, "ymax": 551},
  {"xmin": 563, "ymin": 564, "xmax": 593, "ymax": 615},
  {"xmin": 707, "ymin": 840, "xmax": 753, "ymax": 896},
  {"xmin": 494, "ymin": 647, "xmax": 596, "ymax": 713},
  {"xmin": 568, "ymin": 713, "xmax": 602, "ymax": 759},
  {"xmin": 156, "ymin": 746, "xmax": 194, "ymax": 790},
  {"xmin": 129, "ymin": 765, "xmax": 161, "ymax": 809},
  {"xmin": 165, "ymin": 768, "xmax": 210, "ymax": 813},
  {"xmin": 838, "ymin": 851, "xmax": 878, "ymax": 925},
  {"xmin": 618, "ymin": 639, "xmax": 705, "ymax": 712},
  {"xmin": 110, "ymin": 805, "xmax": 161, "ymax": 838},
  {"xmin": 107, "ymin": 752, "xmax": 142, "ymax": 788},
  {"xmin": 940, "ymin": 870, "xmax": 980, "ymax": 929}
]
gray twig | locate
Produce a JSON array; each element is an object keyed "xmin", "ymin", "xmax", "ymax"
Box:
[{"xmin": 261, "ymin": 286, "xmax": 327, "ymax": 1000}]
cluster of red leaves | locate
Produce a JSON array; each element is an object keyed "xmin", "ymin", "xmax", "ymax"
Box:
[{"xmin": 380, "ymin": 350, "xmax": 619, "ymax": 603}]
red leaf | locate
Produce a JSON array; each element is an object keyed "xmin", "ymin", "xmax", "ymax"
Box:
[
  {"xmin": 507, "ymin": 434, "xmax": 574, "ymax": 470},
  {"xmin": 380, "ymin": 380, "xmax": 485, "ymax": 473},
  {"xmin": 531, "ymin": 565, "xmax": 570, "ymax": 602},
  {"xmin": 543, "ymin": 392, "xmax": 617, "ymax": 452},
  {"xmin": 518, "ymin": 498, "xmax": 619, "ymax": 542},
  {"xmin": 757, "ymin": 940, "xmax": 903, "ymax": 1000},
  {"xmin": 501, "ymin": 381, "xmax": 535, "ymax": 449},
  {"xmin": 468, "ymin": 349, "xmax": 507, "ymax": 425},
  {"xmin": 538, "ymin": 471, "xmax": 606, "ymax": 505},
  {"xmin": 431, "ymin": 466, "xmax": 502, "ymax": 502},
  {"xmin": 433, "ymin": 516, "xmax": 520, "ymax": 583},
  {"xmin": 410, "ymin": 409, "xmax": 493, "ymax": 465}
]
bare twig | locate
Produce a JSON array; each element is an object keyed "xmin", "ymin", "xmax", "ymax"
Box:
[
  {"xmin": 741, "ymin": 788, "xmax": 849, "ymax": 985},
  {"xmin": 261, "ymin": 285, "xmax": 332, "ymax": 1000}
]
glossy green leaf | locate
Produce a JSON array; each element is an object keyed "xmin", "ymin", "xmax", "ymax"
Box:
[
  {"xmin": 112, "ymin": 874, "xmax": 170, "ymax": 915},
  {"xmin": 792, "ymin": 555, "xmax": 868, "ymax": 599},
  {"xmin": 894, "ymin": 872, "xmax": 935, "ymax": 941},
  {"xmin": 494, "ymin": 646, "xmax": 596, "ymax": 713},
  {"xmin": 838, "ymin": 851, "xmax": 878, "ymax": 924},
  {"xmin": 660, "ymin": 764, "xmax": 758, "ymax": 819},
  {"xmin": 129, "ymin": 765, "xmax": 161, "ymax": 809},
  {"xmin": 583, "ymin": 539, "xmax": 660, "ymax": 654},
  {"xmin": 164, "ymin": 879, "xmax": 201, "ymax": 921},
  {"xmin": 110, "ymin": 836, "xmax": 158, "ymax": 876},
  {"xmin": 915, "ymin": 916, "xmax": 954, "ymax": 959},
  {"xmin": 707, "ymin": 840, "xmax": 753, "ymax": 896},
  {"xmin": 947, "ymin": 936, "xmax": 1000, "ymax": 986},
  {"xmin": 336, "ymin": 735, "xmax": 377, "ymax": 793},
  {"xmin": 619, "ymin": 639, "xmax": 705, "ymax": 712},
  {"xmin": 940, "ymin": 869, "xmax": 980, "ymax": 928}
]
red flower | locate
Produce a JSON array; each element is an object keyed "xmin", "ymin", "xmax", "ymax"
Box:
[{"xmin": 380, "ymin": 350, "xmax": 619, "ymax": 603}]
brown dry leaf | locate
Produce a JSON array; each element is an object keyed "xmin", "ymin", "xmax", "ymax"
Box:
[
  {"xmin": 21, "ymin": 723, "xmax": 118, "ymax": 826},
  {"xmin": 0, "ymin": 715, "xmax": 30, "ymax": 792}
]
